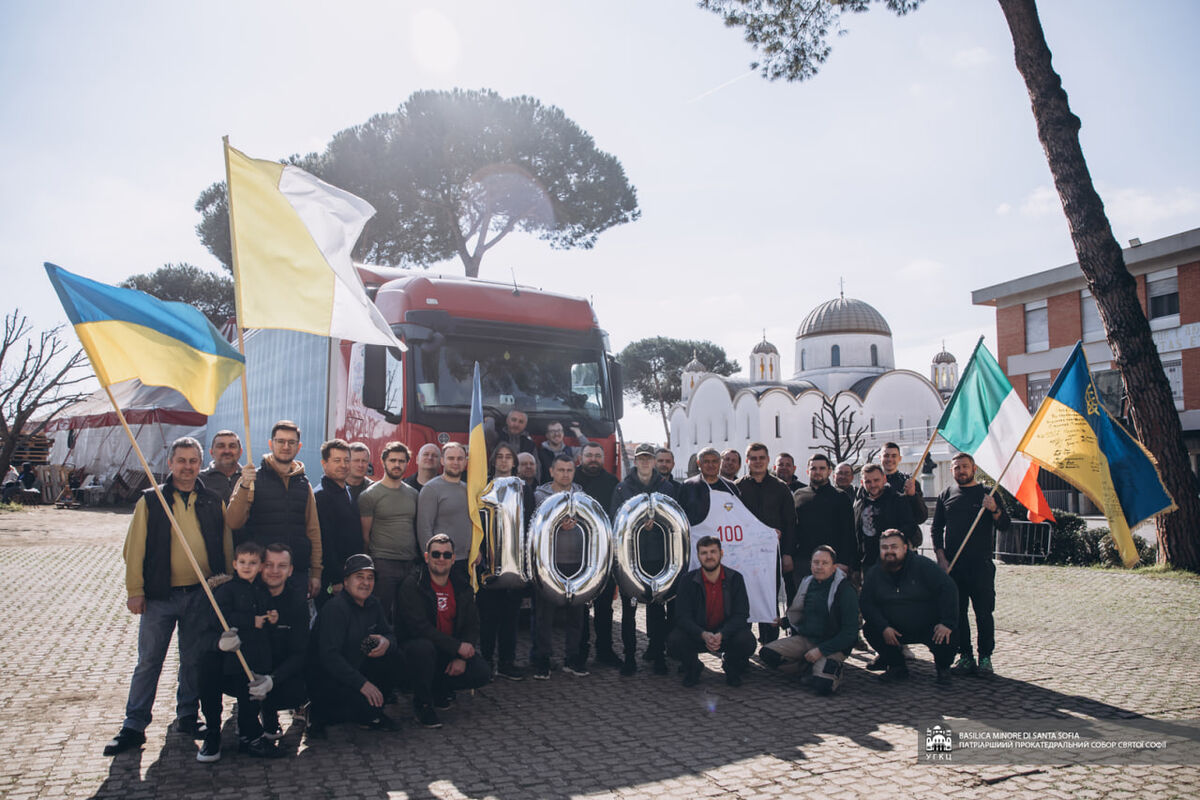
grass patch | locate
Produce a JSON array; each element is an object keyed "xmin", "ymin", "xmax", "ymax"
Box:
[
  {"xmin": 1085, "ymin": 561, "xmax": 1200, "ymax": 582},
  {"xmin": 0, "ymin": 502, "xmax": 24, "ymax": 513}
]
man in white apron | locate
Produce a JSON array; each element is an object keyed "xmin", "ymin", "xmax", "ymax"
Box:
[{"xmin": 682, "ymin": 449, "xmax": 781, "ymax": 628}]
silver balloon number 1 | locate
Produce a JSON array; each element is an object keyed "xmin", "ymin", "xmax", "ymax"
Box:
[
  {"xmin": 611, "ymin": 493, "xmax": 690, "ymax": 603},
  {"xmin": 478, "ymin": 477, "xmax": 529, "ymax": 590}
]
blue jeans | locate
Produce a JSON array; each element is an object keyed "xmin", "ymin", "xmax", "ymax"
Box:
[{"xmin": 122, "ymin": 587, "xmax": 206, "ymax": 731}]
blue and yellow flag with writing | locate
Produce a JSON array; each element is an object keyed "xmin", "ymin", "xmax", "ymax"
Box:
[
  {"xmin": 45, "ymin": 263, "xmax": 244, "ymax": 415},
  {"xmin": 466, "ymin": 361, "xmax": 488, "ymax": 591},
  {"xmin": 1017, "ymin": 342, "xmax": 1174, "ymax": 566}
]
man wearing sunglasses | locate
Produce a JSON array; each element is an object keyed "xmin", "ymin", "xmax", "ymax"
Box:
[
  {"xmin": 396, "ymin": 534, "xmax": 490, "ymax": 729},
  {"xmin": 226, "ymin": 420, "xmax": 324, "ymax": 599}
]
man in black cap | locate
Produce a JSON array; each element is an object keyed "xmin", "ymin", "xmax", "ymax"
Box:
[{"xmin": 307, "ymin": 554, "xmax": 406, "ymax": 734}]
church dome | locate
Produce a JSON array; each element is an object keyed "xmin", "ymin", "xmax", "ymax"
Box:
[
  {"xmin": 751, "ymin": 338, "xmax": 778, "ymax": 355},
  {"xmin": 933, "ymin": 349, "xmax": 957, "ymax": 364},
  {"xmin": 684, "ymin": 353, "xmax": 708, "ymax": 372},
  {"xmin": 797, "ymin": 297, "xmax": 892, "ymax": 338}
]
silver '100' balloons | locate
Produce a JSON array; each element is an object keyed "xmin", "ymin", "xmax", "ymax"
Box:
[
  {"xmin": 528, "ymin": 490, "xmax": 613, "ymax": 606},
  {"xmin": 478, "ymin": 477, "xmax": 529, "ymax": 590},
  {"xmin": 611, "ymin": 493, "xmax": 690, "ymax": 604}
]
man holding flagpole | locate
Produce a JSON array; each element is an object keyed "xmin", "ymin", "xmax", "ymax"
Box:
[
  {"xmin": 932, "ymin": 453, "xmax": 1010, "ymax": 678},
  {"xmin": 226, "ymin": 421, "xmax": 323, "ymax": 599},
  {"xmin": 104, "ymin": 437, "xmax": 234, "ymax": 756}
]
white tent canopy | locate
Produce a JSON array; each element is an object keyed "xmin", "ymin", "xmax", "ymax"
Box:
[{"xmin": 45, "ymin": 380, "xmax": 206, "ymax": 484}]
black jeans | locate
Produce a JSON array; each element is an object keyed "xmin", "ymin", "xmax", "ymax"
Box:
[
  {"xmin": 309, "ymin": 649, "xmax": 407, "ymax": 725},
  {"xmin": 401, "ymin": 638, "xmax": 491, "ymax": 708},
  {"xmin": 198, "ymin": 654, "xmax": 264, "ymax": 740},
  {"xmin": 590, "ymin": 577, "xmax": 636, "ymax": 658},
  {"xmin": 478, "ymin": 586, "xmax": 522, "ymax": 665},
  {"xmin": 666, "ymin": 626, "xmax": 757, "ymax": 675},
  {"xmin": 952, "ymin": 559, "xmax": 996, "ymax": 658},
  {"xmin": 863, "ymin": 622, "xmax": 957, "ymax": 670}
]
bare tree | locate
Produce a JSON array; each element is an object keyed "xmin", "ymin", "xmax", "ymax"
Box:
[
  {"xmin": 0, "ymin": 312, "xmax": 90, "ymax": 479},
  {"xmin": 809, "ymin": 391, "xmax": 876, "ymax": 467}
]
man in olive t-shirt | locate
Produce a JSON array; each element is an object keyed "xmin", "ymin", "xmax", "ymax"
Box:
[{"xmin": 359, "ymin": 442, "xmax": 420, "ymax": 622}]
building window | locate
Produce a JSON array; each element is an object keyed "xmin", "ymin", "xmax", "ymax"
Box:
[
  {"xmin": 746, "ymin": 416, "xmax": 751, "ymax": 438},
  {"xmin": 812, "ymin": 416, "xmax": 818, "ymax": 438},
  {"xmin": 1081, "ymin": 289, "xmax": 1104, "ymax": 342},
  {"xmin": 1093, "ymin": 370, "xmax": 1125, "ymax": 418},
  {"xmin": 800, "ymin": 349, "xmax": 806, "ymax": 371},
  {"xmin": 1163, "ymin": 358, "xmax": 1183, "ymax": 406},
  {"xmin": 870, "ymin": 417, "xmax": 875, "ymax": 434},
  {"xmin": 1148, "ymin": 274, "xmax": 1180, "ymax": 320},
  {"xmin": 774, "ymin": 414, "xmax": 781, "ymax": 439},
  {"xmin": 692, "ymin": 424, "xmax": 697, "ymax": 445},
  {"xmin": 926, "ymin": 418, "xmax": 932, "ymax": 437},
  {"xmin": 898, "ymin": 417, "xmax": 904, "ymax": 437},
  {"xmin": 870, "ymin": 344, "xmax": 878, "ymax": 367},
  {"xmin": 723, "ymin": 417, "xmax": 729, "ymax": 441},
  {"xmin": 1026, "ymin": 376, "xmax": 1051, "ymax": 414},
  {"xmin": 831, "ymin": 345, "xmax": 841, "ymax": 367},
  {"xmin": 1025, "ymin": 301, "xmax": 1049, "ymax": 352}
]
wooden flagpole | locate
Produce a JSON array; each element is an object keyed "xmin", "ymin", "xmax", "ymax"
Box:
[
  {"xmin": 102, "ymin": 384, "xmax": 254, "ymax": 681},
  {"xmin": 222, "ymin": 135, "xmax": 255, "ymax": 498},
  {"xmin": 945, "ymin": 446, "xmax": 1021, "ymax": 573}
]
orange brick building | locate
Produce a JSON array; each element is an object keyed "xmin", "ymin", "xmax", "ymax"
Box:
[{"xmin": 973, "ymin": 227, "xmax": 1200, "ymax": 490}]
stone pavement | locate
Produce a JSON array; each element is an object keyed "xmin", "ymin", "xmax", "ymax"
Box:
[{"xmin": 1, "ymin": 507, "xmax": 1198, "ymax": 799}]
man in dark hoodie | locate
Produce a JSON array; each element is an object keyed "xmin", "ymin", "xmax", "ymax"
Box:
[
  {"xmin": 860, "ymin": 529, "xmax": 958, "ymax": 686},
  {"xmin": 196, "ymin": 541, "xmax": 281, "ymax": 763},
  {"xmin": 854, "ymin": 464, "xmax": 914, "ymax": 573},
  {"xmin": 313, "ymin": 439, "xmax": 361, "ymax": 610},
  {"xmin": 257, "ymin": 543, "xmax": 309, "ymax": 741},
  {"xmin": 606, "ymin": 443, "xmax": 681, "ymax": 676},
  {"xmin": 103, "ymin": 437, "xmax": 233, "ymax": 757},
  {"xmin": 307, "ymin": 554, "xmax": 406, "ymax": 734},
  {"xmin": 574, "ymin": 442, "xmax": 621, "ymax": 669},
  {"xmin": 397, "ymin": 534, "xmax": 491, "ymax": 729},
  {"xmin": 761, "ymin": 545, "xmax": 859, "ymax": 695},
  {"xmin": 792, "ymin": 454, "xmax": 856, "ymax": 580}
]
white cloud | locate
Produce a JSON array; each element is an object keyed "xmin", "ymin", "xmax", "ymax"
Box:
[
  {"xmin": 952, "ymin": 46, "xmax": 992, "ymax": 69},
  {"xmin": 1019, "ymin": 185, "xmax": 1061, "ymax": 217},
  {"xmin": 1102, "ymin": 186, "xmax": 1200, "ymax": 232},
  {"xmin": 995, "ymin": 202, "xmax": 1012, "ymax": 216}
]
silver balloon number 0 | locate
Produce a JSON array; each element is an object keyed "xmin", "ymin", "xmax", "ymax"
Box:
[
  {"xmin": 478, "ymin": 477, "xmax": 529, "ymax": 590},
  {"xmin": 528, "ymin": 491, "xmax": 612, "ymax": 606},
  {"xmin": 611, "ymin": 493, "xmax": 690, "ymax": 603}
]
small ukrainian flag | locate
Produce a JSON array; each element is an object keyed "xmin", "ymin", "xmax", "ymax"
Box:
[{"xmin": 45, "ymin": 263, "xmax": 245, "ymax": 415}]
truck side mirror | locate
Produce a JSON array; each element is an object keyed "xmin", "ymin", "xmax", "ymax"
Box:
[{"xmin": 608, "ymin": 355, "xmax": 624, "ymax": 420}]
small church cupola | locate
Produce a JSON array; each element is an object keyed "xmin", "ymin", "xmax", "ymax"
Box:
[
  {"xmin": 681, "ymin": 350, "xmax": 708, "ymax": 402},
  {"xmin": 750, "ymin": 333, "xmax": 780, "ymax": 384},
  {"xmin": 931, "ymin": 344, "xmax": 958, "ymax": 400}
]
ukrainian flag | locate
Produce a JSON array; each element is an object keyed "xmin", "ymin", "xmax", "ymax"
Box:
[
  {"xmin": 45, "ymin": 263, "xmax": 245, "ymax": 416},
  {"xmin": 466, "ymin": 361, "xmax": 488, "ymax": 591},
  {"xmin": 1018, "ymin": 342, "xmax": 1175, "ymax": 567}
]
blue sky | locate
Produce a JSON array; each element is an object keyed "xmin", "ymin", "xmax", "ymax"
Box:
[{"xmin": 4, "ymin": 0, "xmax": 1198, "ymax": 441}]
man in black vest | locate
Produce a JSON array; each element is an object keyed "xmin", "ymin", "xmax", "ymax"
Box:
[
  {"xmin": 103, "ymin": 436, "xmax": 233, "ymax": 756},
  {"xmin": 313, "ymin": 439, "xmax": 361, "ymax": 609},
  {"xmin": 226, "ymin": 420, "xmax": 323, "ymax": 599}
]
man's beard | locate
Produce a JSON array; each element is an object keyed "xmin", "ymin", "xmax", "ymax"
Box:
[{"xmin": 580, "ymin": 463, "xmax": 602, "ymax": 476}]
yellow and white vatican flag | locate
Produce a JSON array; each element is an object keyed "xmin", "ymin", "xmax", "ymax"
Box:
[{"xmin": 224, "ymin": 140, "xmax": 404, "ymax": 350}]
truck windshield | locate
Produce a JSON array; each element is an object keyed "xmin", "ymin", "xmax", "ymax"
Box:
[{"xmin": 410, "ymin": 336, "xmax": 610, "ymax": 420}]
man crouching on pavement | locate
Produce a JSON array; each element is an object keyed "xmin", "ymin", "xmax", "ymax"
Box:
[
  {"xmin": 667, "ymin": 535, "xmax": 756, "ymax": 687},
  {"xmin": 397, "ymin": 534, "xmax": 491, "ymax": 729},
  {"xmin": 761, "ymin": 546, "xmax": 859, "ymax": 695},
  {"xmin": 307, "ymin": 555, "xmax": 406, "ymax": 734}
]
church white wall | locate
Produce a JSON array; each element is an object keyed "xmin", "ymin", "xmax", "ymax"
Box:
[
  {"xmin": 859, "ymin": 370, "xmax": 945, "ymax": 451},
  {"xmin": 794, "ymin": 332, "xmax": 895, "ymax": 376}
]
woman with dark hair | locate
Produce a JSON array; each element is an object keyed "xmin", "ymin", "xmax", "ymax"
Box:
[{"xmin": 479, "ymin": 441, "xmax": 532, "ymax": 681}]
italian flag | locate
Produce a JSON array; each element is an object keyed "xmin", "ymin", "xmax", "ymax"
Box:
[{"xmin": 937, "ymin": 339, "xmax": 1054, "ymax": 523}]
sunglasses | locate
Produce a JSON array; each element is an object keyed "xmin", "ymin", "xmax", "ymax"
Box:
[{"xmin": 428, "ymin": 551, "xmax": 455, "ymax": 560}]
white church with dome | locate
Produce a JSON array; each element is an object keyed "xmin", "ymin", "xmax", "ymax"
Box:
[{"xmin": 668, "ymin": 295, "xmax": 959, "ymax": 486}]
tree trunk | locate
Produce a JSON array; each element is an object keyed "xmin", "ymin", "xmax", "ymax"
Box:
[{"xmin": 998, "ymin": 0, "xmax": 1200, "ymax": 570}]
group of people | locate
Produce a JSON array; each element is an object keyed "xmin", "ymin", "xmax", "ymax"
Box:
[{"xmin": 102, "ymin": 410, "xmax": 1011, "ymax": 763}]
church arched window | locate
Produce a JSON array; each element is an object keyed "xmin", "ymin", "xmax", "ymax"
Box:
[
  {"xmin": 801, "ymin": 349, "xmax": 806, "ymax": 370},
  {"xmin": 811, "ymin": 416, "xmax": 818, "ymax": 437},
  {"xmin": 831, "ymin": 345, "xmax": 841, "ymax": 367},
  {"xmin": 870, "ymin": 344, "xmax": 878, "ymax": 367},
  {"xmin": 775, "ymin": 414, "xmax": 781, "ymax": 439}
]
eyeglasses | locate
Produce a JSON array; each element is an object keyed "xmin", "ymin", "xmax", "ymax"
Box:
[
  {"xmin": 272, "ymin": 438, "xmax": 299, "ymax": 447},
  {"xmin": 428, "ymin": 551, "xmax": 455, "ymax": 560}
]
